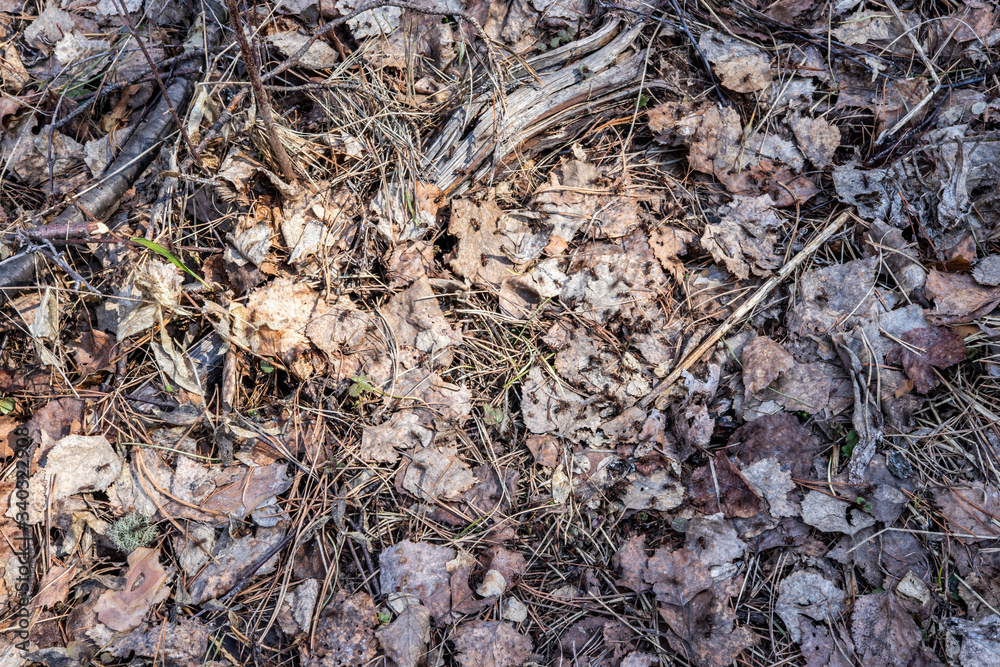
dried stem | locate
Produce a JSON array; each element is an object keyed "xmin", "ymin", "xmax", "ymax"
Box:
[{"xmin": 224, "ymin": 0, "xmax": 298, "ymax": 184}]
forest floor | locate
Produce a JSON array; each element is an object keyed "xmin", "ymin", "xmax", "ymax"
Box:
[{"xmin": 2, "ymin": 0, "xmax": 1000, "ymax": 666}]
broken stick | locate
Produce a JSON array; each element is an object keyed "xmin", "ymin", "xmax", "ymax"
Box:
[{"xmin": 639, "ymin": 209, "xmax": 853, "ymax": 410}]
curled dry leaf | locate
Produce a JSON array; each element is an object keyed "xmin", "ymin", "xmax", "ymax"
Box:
[
  {"xmin": 451, "ymin": 620, "xmax": 535, "ymax": 667},
  {"xmin": 94, "ymin": 548, "xmax": 171, "ymax": 632},
  {"xmin": 740, "ymin": 458, "xmax": 799, "ymax": 518}
]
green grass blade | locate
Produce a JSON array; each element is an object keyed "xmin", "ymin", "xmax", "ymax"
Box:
[{"xmin": 131, "ymin": 238, "xmax": 209, "ymax": 288}]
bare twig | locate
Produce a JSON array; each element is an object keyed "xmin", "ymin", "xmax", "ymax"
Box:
[{"xmin": 224, "ymin": 0, "xmax": 298, "ymax": 184}]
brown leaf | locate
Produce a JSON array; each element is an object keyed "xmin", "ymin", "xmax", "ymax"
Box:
[
  {"xmin": 360, "ymin": 412, "xmax": 433, "ymax": 463},
  {"xmin": 531, "ymin": 160, "xmax": 642, "ymax": 240},
  {"xmin": 702, "ymin": 195, "xmax": 786, "ymax": 280},
  {"xmin": 447, "ymin": 550, "xmax": 491, "ymax": 616},
  {"xmin": 480, "ymin": 545, "xmax": 526, "ymax": 588},
  {"xmin": 924, "ymin": 270, "xmax": 1000, "ymax": 325},
  {"xmin": 688, "ymin": 452, "xmax": 762, "ymax": 519},
  {"xmin": 399, "ymin": 445, "xmax": 477, "ymax": 502},
  {"xmin": 520, "ymin": 366, "xmax": 601, "ymax": 439},
  {"xmin": 851, "ymin": 592, "xmax": 929, "ymax": 667},
  {"xmin": 787, "ymin": 258, "xmax": 882, "ymax": 336},
  {"xmin": 423, "ymin": 465, "xmax": 518, "ymax": 539},
  {"xmin": 741, "ymin": 336, "xmax": 794, "ymax": 398},
  {"xmin": 386, "ymin": 240, "xmax": 436, "ymax": 288},
  {"xmin": 447, "ymin": 198, "xmax": 526, "ymax": 286},
  {"xmin": 75, "ymin": 328, "xmax": 115, "ymax": 378},
  {"xmin": 729, "ymin": 412, "xmax": 822, "ymax": 480},
  {"xmin": 699, "ymin": 29, "xmax": 772, "ymax": 93},
  {"xmin": 186, "ymin": 528, "xmax": 286, "ymax": 604},
  {"xmin": 383, "ymin": 277, "xmax": 463, "ymax": 369},
  {"xmin": 379, "ymin": 540, "xmax": 454, "ymax": 621},
  {"xmin": 95, "ymin": 548, "xmax": 171, "ymax": 632},
  {"xmin": 613, "ymin": 535, "xmax": 650, "ymax": 593},
  {"xmin": 302, "ymin": 591, "xmax": 378, "ymax": 667},
  {"xmin": 451, "ymin": 620, "xmax": 534, "ymax": 667},
  {"xmin": 27, "ymin": 397, "xmax": 84, "ymax": 447},
  {"xmin": 799, "ymin": 620, "xmax": 855, "ymax": 667},
  {"xmin": 789, "ymin": 114, "xmax": 840, "ymax": 168},
  {"xmin": 775, "ymin": 570, "xmax": 845, "ymax": 643},
  {"xmin": 376, "ymin": 604, "xmax": 431, "ymax": 667},
  {"xmin": 934, "ymin": 482, "xmax": 1000, "ymax": 543},
  {"xmin": 890, "ymin": 326, "xmax": 967, "ymax": 394},
  {"xmin": 33, "ymin": 563, "xmax": 76, "ymax": 610},
  {"xmin": 525, "ymin": 434, "xmax": 561, "ymax": 468},
  {"xmin": 106, "ymin": 618, "xmax": 211, "ymax": 667},
  {"xmin": 769, "ymin": 361, "xmax": 835, "ymax": 414}
]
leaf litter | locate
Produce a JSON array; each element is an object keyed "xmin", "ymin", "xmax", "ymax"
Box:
[{"xmin": 1, "ymin": 0, "xmax": 999, "ymax": 664}]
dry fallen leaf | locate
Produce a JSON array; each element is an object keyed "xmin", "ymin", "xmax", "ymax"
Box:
[
  {"xmin": 741, "ymin": 336, "xmax": 794, "ymax": 398},
  {"xmin": 399, "ymin": 446, "xmax": 477, "ymax": 502},
  {"xmin": 106, "ymin": 618, "xmax": 211, "ymax": 667},
  {"xmin": 377, "ymin": 604, "xmax": 431, "ymax": 667},
  {"xmin": 775, "ymin": 570, "xmax": 846, "ymax": 643},
  {"xmin": 887, "ymin": 326, "xmax": 967, "ymax": 394},
  {"xmin": 801, "ymin": 490, "xmax": 875, "ymax": 536},
  {"xmin": 360, "ymin": 411, "xmax": 433, "ymax": 463},
  {"xmin": 379, "ymin": 540, "xmax": 454, "ymax": 620},
  {"xmin": 94, "ymin": 547, "xmax": 172, "ymax": 632},
  {"xmin": 186, "ymin": 528, "xmax": 287, "ymax": 604},
  {"xmin": 702, "ymin": 195, "xmax": 786, "ymax": 280},
  {"xmin": 924, "ymin": 270, "xmax": 1000, "ymax": 325},
  {"xmin": 789, "ymin": 114, "xmax": 841, "ymax": 168},
  {"xmin": 851, "ymin": 592, "xmax": 941, "ymax": 667},
  {"xmin": 302, "ymin": 590, "xmax": 378, "ymax": 667},
  {"xmin": 451, "ymin": 620, "xmax": 535, "ymax": 667},
  {"xmin": 699, "ymin": 29, "xmax": 772, "ymax": 93},
  {"xmin": 787, "ymin": 258, "xmax": 882, "ymax": 336}
]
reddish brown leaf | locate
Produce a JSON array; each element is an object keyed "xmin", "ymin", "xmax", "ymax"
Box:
[
  {"xmin": 613, "ymin": 535, "xmax": 650, "ymax": 593},
  {"xmin": 741, "ymin": 336, "xmax": 794, "ymax": 398},
  {"xmin": 451, "ymin": 620, "xmax": 534, "ymax": 667},
  {"xmin": 728, "ymin": 412, "xmax": 822, "ymax": 480},
  {"xmin": 887, "ymin": 326, "xmax": 967, "ymax": 394},
  {"xmin": 924, "ymin": 270, "xmax": 1000, "ymax": 325},
  {"xmin": 688, "ymin": 452, "xmax": 762, "ymax": 518}
]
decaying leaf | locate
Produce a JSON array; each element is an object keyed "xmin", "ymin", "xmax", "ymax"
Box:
[
  {"xmin": 302, "ymin": 590, "xmax": 378, "ymax": 667},
  {"xmin": 801, "ymin": 490, "xmax": 875, "ymax": 536},
  {"xmin": 924, "ymin": 270, "xmax": 1000, "ymax": 325},
  {"xmin": 702, "ymin": 195, "xmax": 786, "ymax": 280},
  {"xmin": 887, "ymin": 326, "xmax": 967, "ymax": 394},
  {"xmin": 266, "ymin": 32, "xmax": 339, "ymax": 69},
  {"xmin": 520, "ymin": 366, "xmax": 601, "ymax": 440},
  {"xmin": 18, "ymin": 434, "xmax": 122, "ymax": 524},
  {"xmin": 787, "ymin": 258, "xmax": 882, "ymax": 336},
  {"xmin": 94, "ymin": 548, "xmax": 171, "ymax": 632},
  {"xmin": 852, "ymin": 592, "xmax": 940, "ymax": 667},
  {"xmin": 790, "ymin": 114, "xmax": 841, "ymax": 168},
  {"xmin": 775, "ymin": 570, "xmax": 846, "ymax": 643},
  {"xmin": 621, "ymin": 469, "xmax": 685, "ymax": 511},
  {"xmin": 106, "ymin": 618, "xmax": 211, "ymax": 667},
  {"xmin": 740, "ymin": 458, "xmax": 799, "ymax": 518},
  {"xmin": 688, "ymin": 452, "xmax": 762, "ymax": 519},
  {"xmin": 377, "ymin": 604, "xmax": 432, "ymax": 667},
  {"xmin": 934, "ymin": 482, "xmax": 1000, "ymax": 542},
  {"xmin": 741, "ymin": 336, "xmax": 794, "ymax": 398},
  {"xmin": 379, "ymin": 540, "xmax": 454, "ymax": 620},
  {"xmin": 451, "ymin": 620, "xmax": 535, "ymax": 667},
  {"xmin": 360, "ymin": 412, "xmax": 433, "ymax": 463},
  {"xmin": 399, "ymin": 445, "xmax": 477, "ymax": 501},
  {"xmin": 699, "ymin": 29, "xmax": 772, "ymax": 93},
  {"xmin": 186, "ymin": 528, "xmax": 287, "ymax": 604}
]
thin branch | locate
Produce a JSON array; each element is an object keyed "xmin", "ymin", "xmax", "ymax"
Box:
[{"xmin": 224, "ymin": 0, "xmax": 298, "ymax": 184}]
